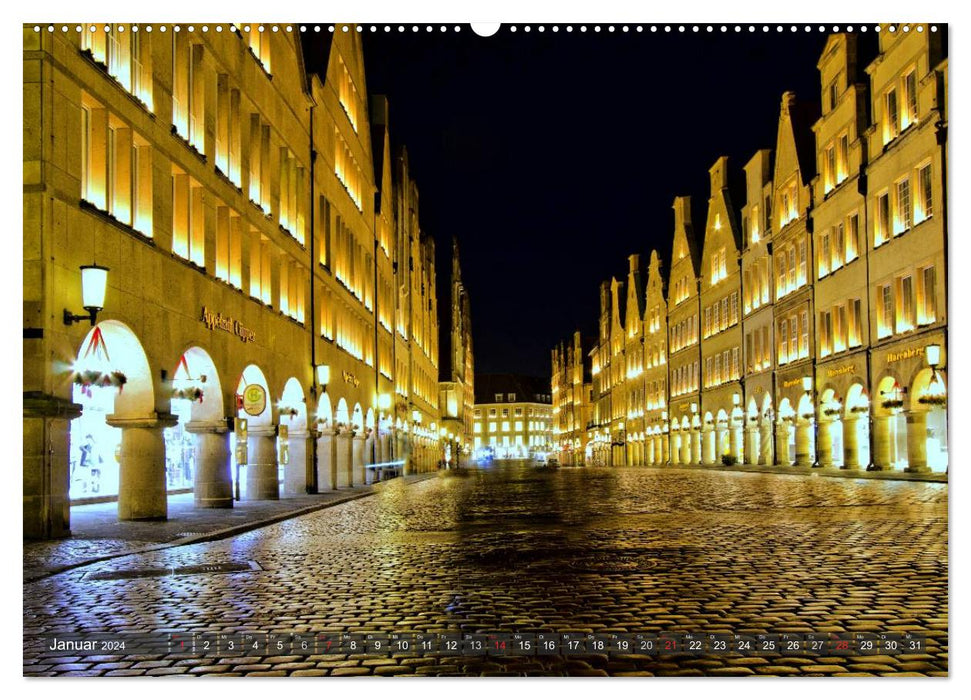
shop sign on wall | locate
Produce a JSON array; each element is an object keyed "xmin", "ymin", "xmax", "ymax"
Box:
[
  {"xmin": 201, "ymin": 306, "xmax": 256, "ymax": 343},
  {"xmin": 242, "ymin": 384, "xmax": 267, "ymax": 417}
]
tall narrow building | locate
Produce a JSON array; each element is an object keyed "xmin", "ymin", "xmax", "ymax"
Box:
[
  {"xmin": 643, "ymin": 250, "xmax": 669, "ymax": 465},
  {"xmin": 811, "ymin": 34, "xmax": 871, "ymax": 470},
  {"xmin": 740, "ymin": 149, "xmax": 776, "ymax": 465},
  {"xmin": 771, "ymin": 91, "xmax": 819, "ymax": 467},
  {"xmin": 623, "ymin": 255, "xmax": 646, "ymax": 465},
  {"xmin": 666, "ymin": 196, "xmax": 702, "ymax": 465},
  {"xmin": 700, "ymin": 157, "xmax": 744, "ymax": 464}
]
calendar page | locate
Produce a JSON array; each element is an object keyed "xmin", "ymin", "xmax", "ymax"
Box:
[{"xmin": 21, "ymin": 8, "xmax": 950, "ymax": 687}]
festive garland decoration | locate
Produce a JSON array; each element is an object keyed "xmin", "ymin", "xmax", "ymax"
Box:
[
  {"xmin": 172, "ymin": 386, "xmax": 204, "ymax": 403},
  {"xmin": 917, "ymin": 395, "xmax": 946, "ymax": 406},
  {"xmin": 849, "ymin": 405, "xmax": 869, "ymax": 414},
  {"xmin": 881, "ymin": 399, "xmax": 905, "ymax": 409},
  {"xmin": 277, "ymin": 405, "xmax": 299, "ymax": 417},
  {"xmin": 73, "ymin": 369, "xmax": 127, "ymax": 397},
  {"xmin": 822, "ymin": 407, "xmax": 841, "ymax": 417}
]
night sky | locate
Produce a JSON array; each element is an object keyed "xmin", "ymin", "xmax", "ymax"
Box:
[{"xmin": 357, "ymin": 26, "xmax": 879, "ymax": 377}]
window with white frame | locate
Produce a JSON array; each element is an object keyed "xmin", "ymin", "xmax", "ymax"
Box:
[{"xmin": 81, "ymin": 24, "xmax": 153, "ymax": 111}]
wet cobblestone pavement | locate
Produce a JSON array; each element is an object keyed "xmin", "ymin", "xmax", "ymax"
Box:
[{"xmin": 23, "ymin": 464, "xmax": 948, "ymax": 677}]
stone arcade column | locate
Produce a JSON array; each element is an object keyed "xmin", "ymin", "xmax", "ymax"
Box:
[
  {"xmin": 245, "ymin": 425, "xmax": 279, "ymax": 500},
  {"xmin": 336, "ymin": 429, "xmax": 353, "ymax": 487},
  {"xmin": 744, "ymin": 423, "xmax": 759, "ymax": 465},
  {"xmin": 681, "ymin": 431, "xmax": 691, "ymax": 464},
  {"xmin": 774, "ymin": 422, "xmax": 790, "ymax": 466},
  {"xmin": 759, "ymin": 421, "xmax": 773, "ymax": 465},
  {"xmin": 316, "ymin": 428, "xmax": 338, "ymax": 491},
  {"xmin": 23, "ymin": 393, "xmax": 82, "ymax": 539},
  {"xmin": 905, "ymin": 410, "xmax": 929, "ymax": 473},
  {"xmin": 185, "ymin": 420, "xmax": 232, "ymax": 508},
  {"xmin": 817, "ymin": 420, "xmax": 834, "ymax": 468},
  {"xmin": 872, "ymin": 414, "xmax": 892, "ymax": 470},
  {"xmin": 283, "ymin": 429, "xmax": 311, "ymax": 496},
  {"xmin": 353, "ymin": 432, "xmax": 366, "ymax": 485},
  {"xmin": 795, "ymin": 420, "xmax": 814, "ymax": 468},
  {"xmin": 731, "ymin": 423, "xmax": 744, "ymax": 463},
  {"xmin": 691, "ymin": 428, "xmax": 702, "ymax": 466},
  {"xmin": 702, "ymin": 426, "xmax": 716, "ymax": 465},
  {"xmin": 107, "ymin": 412, "xmax": 179, "ymax": 520},
  {"xmin": 842, "ymin": 415, "xmax": 861, "ymax": 469},
  {"xmin": 660, "ymin": 433, "xmax": 669, "ymax": 465}
]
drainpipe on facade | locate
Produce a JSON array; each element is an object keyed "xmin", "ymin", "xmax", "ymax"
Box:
[{"xmin": 307, "ymin": 100, "xmax": 318, "ymax": 494}]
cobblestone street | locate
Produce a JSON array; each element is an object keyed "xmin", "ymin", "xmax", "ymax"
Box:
[{"xmin": 23, "ymin": 464, "xmax": 948, "ymax": 677}]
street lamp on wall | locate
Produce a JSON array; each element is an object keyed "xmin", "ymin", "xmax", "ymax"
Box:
[
  {"xmin": 802, "ymin": 376, "xmax": 813, "ymax": 393},
  {"xmin": 63, "ymin": 264, "xmax": 109, "ymax": 326},
  {"xmin": 378, "ymin": 393, "xmax": 391, "ymax": 411},
  {"xmin": 926, "ymin": 344, "xmax": 941, "ymax": 368},
  {"xmin": 315, "ymin": 365, "xmax": 330, "ymax": 393}
]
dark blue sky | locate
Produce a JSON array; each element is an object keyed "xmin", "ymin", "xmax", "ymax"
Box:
[{"xmin": 359, "ymin": 26, "xmax": 878, "ymax": 377}]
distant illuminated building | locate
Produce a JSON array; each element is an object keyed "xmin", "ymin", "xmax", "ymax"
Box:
[{"xmin": 473, "ymin": 375, "xmax": 552, "ymax": 461}]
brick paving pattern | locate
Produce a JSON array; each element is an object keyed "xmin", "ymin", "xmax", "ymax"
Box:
[{"xmin": 23, "ymin": 465, "xmax": 948, "ymax": 676}]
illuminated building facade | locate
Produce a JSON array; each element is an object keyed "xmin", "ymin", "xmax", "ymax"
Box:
[
  {"xmin": 473, "ymin": 375, "xmax": 553, "ymax": 461},
  {"xmin": 23, "ymin": 24, "xmax": 447, "ymax": 539},
  {"xmin": 666, "ymin": 196, "xmax": 702, "ymax": 465},
  {"xmin": 438, "ymin": 238, "xmax": 475, "ymax": 466},
  {"xmin": 551, "ymin": 331, "xmax": 592, "ymax": 466},
  {"xmin": 699, "ymin": 157, "xmax": 745, "ymax": 466},
  {"xmin": 553, "ymin": 28, "xmax": 947, "ymax": 476},
  {"xmin": 622, "ymin": 255, "xmax": 646, "ymax": 467}
]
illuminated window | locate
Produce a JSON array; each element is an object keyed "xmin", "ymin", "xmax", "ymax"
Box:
[
  {"xmin": 832, "ymin": 223, "xmax": 844, "ymax": 271},
  {"xmin": 215, "ymin": 77, "xmax": 241, "ymax": 187},
  {"xmin": 474, "ymin": 423, "xmax": 482, "ymax": 434},
  {"xmin": 820, "ymin": 310, "xmax": 832, "ymax": 357},
  {"xmin": 877, "ymin": 284, "xmax": 893, "ymax": 339},
  {"xmin": 337, "ymin": 57, "xmax": 359, "ymax": 132},
  {"xmin": 846, "ymin": 214, "xmax": 859, "ymax": 263},
  {"xmin": 171, "ymin": 167, "xmax": 204, "ymax": 266},
  {"xmin": 80, "ymin": 97, "xmax": 153, "ymax": 236},
  {"xmin": 917, "ymin": 266, "xmax": 936, "ymax": 325},
  {"xmin": 279, "ymin": 148, "xmax": 305, "ymax": 243},
  {"xmin": 335, "ymin": 130, "xmax": 363, "ymax": 210},
  {"xmin": 833, "ymin": 305, "xmax": 846, "ymax": 353},
  {"xmin": 895, "ymin": 275, "xmax": 915, "ymax": 333},
  {"xmin": 82, "ymin": 24, "xmax": 153, "ymax": 111},
  {"xmin": 787, "ymin": 247, "xmax": 796, "ymax": 291},
  {"xmin": 792, "ymin": 314, "xmax": 800, "ymax": 359},
  {"xmin": 501, "ymin": 421, "xmax": 510, "ymax": 433},
  {"xmin": 242, "ymin": 24, "xmax": 271, "ymax": 73},
  {"xmin": 836, "ymin": 134, "xmax": 849, "ymax": 184},
  {"xmin": 750, "ymin": 205, "xmax": 760, "ymax": 243},
  {"xmin": 819, "ymin": 232, "xmax": 831, "ymax": 278},
  {"xmin": 489, "ymin": 421, "xmax": 497, "ymax": 433},
  {"xmin": 172, "ymin": 35, "xmax": 205, "ymax": 153},
  {"xmin": 916, "ymin": 164, "xmax": 933, "ymax": 223},
  {"xmin": 215, "ymin": 205, "xmax": 243, "ymax": 289},
  {"xmin": 894, "ymin": 178, "xmax": 912, "ymax": 235},
  {"xmin": 902, "ymin": 69, "xmax": 918, "ymax": 129},
  {"xmin": 875, "ymin": 192, "xmax": 890, "ymax": 246},
  {"xmin": 515, "ymin": 421, "xmax": 523, "ymax": 432},
  {"xmin": 884, "ymin": 87, "xmax": 900, "ymax": 145},
  {"xmin": 779, "ymin": 319, "xmax": 789, "ymax": 363},
  {"xmin": 249, "ymin": 116, "xmax": 271, "ymax": 214},
  {"xmin": 848, "ymin": 299, "xmax": 862, "ymax": 348},
  {"xmin": 250, "ymin": 233, "xmax": 273, "ymax": 305},
  {"xmin": 824, "ymin": 144, "xmax": 836, "ymax": 193}
]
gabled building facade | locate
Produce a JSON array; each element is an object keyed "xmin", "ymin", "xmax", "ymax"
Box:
[
  {"xmin": 699, "ymin": 157, "xmax": 744, "ymax": 464},
  {"xmin": 741, "ymin": 148, "xmax": 776, "ymax": 466},
  {"xmin": 666, "ymin": 196, "xmax": 702, "ymax": 464},
  {"xmin": 643, "ymin": 250, "xmax": 668, "ymax": 465}
]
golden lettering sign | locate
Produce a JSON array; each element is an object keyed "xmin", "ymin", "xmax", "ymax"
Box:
[
  {"xmin": 342, "ymin": 370, "xmax": 360, "ymax": 387},
  {"xmin": 201, "ymin": 307, "xmax": 256, "ymax": 343},
  {"xmin": 782, "ymin": 378, "xmax": 803, "ymax": 389},
  {"xmin": 827, "ymin": 363, "xmax": 856, "ymax": 378},
  {"xmin": 887, "ymin": 347, "xmax": 925, "ymax": 364}
]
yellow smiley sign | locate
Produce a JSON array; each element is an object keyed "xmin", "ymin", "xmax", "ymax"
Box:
[{"xmin": 242, "ymin": 384, "xmax": 267, "ymax": 416}]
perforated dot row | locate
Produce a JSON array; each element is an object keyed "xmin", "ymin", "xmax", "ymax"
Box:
[{"xmin": 32, "ymin": 24, "xmax": 938, "ymax": 34}]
